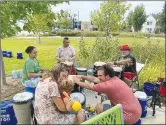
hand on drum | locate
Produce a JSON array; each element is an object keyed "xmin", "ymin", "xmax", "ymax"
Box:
[{"xmin": 125, "ymin": 58, "xmax": 133, "ymax": 65}]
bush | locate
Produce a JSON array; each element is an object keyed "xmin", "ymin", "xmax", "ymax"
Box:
[{"xmin": 77, "ymin": 37, "xmax": 164, "ymax": 86}]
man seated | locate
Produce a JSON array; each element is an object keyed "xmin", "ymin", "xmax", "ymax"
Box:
[
  {"xmin": 107, "ymin": 45, "xmax": 137, "ymax": 87},
  {"xmin": 73, "ymin": 64, "xmax": 141, "ymax": 124},
  {"xmin": 56, "ymin": 37, "xmax": 76, "ymax": 74}
]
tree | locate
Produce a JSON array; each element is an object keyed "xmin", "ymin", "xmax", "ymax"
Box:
[
  {"xmin": 0, "ymin": 1, "xmax": 64, "ymax": 85},
  {"xmin": 23, "ymin": 12, "xmax": 56, "ymax": 43},
  {"xmin": 132, "ymin": 4, "xmax": 147, "ymax": 32},
  {"xmin": 56, "ymin": 10, "xmax": 72, "ymax": 32},
  {"xmin": 153, "ymin": 4, "xmax": 165, "ymax": 33},
  {"xmin": 126, "ymin": 11, "xmax": 134, "ymax": 32},
  {"xmin": 91, "ymin": 1, "xmax": 130, "ymax": 37}
]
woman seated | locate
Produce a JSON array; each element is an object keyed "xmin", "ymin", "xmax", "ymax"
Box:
[
  {"xmin": 34, "ymin": 64, "xmax": 85, "ymax": 124},
  {"xmin": 22, "ymin": 46, "xmax": 42, "ymax": 88}
]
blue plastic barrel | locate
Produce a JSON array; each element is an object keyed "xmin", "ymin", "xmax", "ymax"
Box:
[
  {"xmin": 2, "ymin": 51, "xmax": 7, "ymax": 57},
  {"xmin": 134, "ymin": 91, "xmax": 148, "ymax": 118},
  {"xmin": 1, "ymin": 100, "xmax": 17, "ymax": 125},
  {"xmin": 17, "ymin": 53, "xmax": 23, "ymax": 59},
  {"xmin": 143, "ymin": 82, "xmax": 156, "ymax": 96},
  {"xmin": 25, "ymin": 87, "xmax": 36, "ymax": 96},
  {"xmin": 134, "ymin": 119, "xmax": 141, "ymax": 125},
  {"xmin": 6, "ymin": 51, "xmax": 12, "ymax": 58}
]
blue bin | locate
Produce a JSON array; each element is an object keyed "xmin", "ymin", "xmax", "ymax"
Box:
[
  {"xmin": 1, "ymin": 100, "xmax": 17, "ymax": 125},
  {"xmin": 2, "ymin": 51, "xmax": 7, "ymax": 57},
  {"xmin": 143, "ymin": 82, "xmax": 156, "ymax": 96},
  {"xmin": 25, "ymin": 87, "xmax": 36, "ymax": 96},
  {"xmin": 134, "ymin": 91, "xmax": 148, "ymax": 118},
  {"xmin": 138, "ymin": 98, "xmax": 147, "ymax": 118},
  {"xmin": 6, "ymin": 51, "xmax": 12, "ymax": 58},
  {"xmin": 134, "ymin": 119, "xmax": 141, "ymax": 125},
  {"xmin": 17, "ymin": 52, "xmax": 23, "ymax": 59}
]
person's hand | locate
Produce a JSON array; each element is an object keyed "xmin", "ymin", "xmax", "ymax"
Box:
[
  {"xmin": 106, "ymin": 62, "xmax": 114, "ymax": 66},
  {"xmin": 60, "ymin": 58, "xmax": 65, "ymax": 62},
  {"xmin": 73, "ymin": 76, "xmax": 81, "ymax": 84},
  {"xmin": 68, "ymin": 58, "xmax": 73, "ymax": 62}
]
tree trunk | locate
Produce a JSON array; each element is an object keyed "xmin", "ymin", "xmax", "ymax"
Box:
[
  {"xmin": 0, "ymin": 39, "xmax": 7, "ymax": 85},
  {"xmin": 38, "ymin": 32, "xmax": 41, "ymax": 44}
]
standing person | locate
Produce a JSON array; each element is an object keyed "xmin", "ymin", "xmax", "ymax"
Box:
[
  {"xmin": 22, "ymin": 46, "xmax": 42, "ymax": 87},
  {"xmin": 73, "ymin": 64, "xmax": 141, "ymax": 124}
]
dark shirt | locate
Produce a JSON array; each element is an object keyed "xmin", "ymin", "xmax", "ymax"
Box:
[{"xmin": 118, "ymin": 54, "xmax": 136, "ymax": 73}]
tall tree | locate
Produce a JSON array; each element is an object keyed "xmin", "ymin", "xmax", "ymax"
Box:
[
  {"xmin": 0, "ymin": 1, "xmax": 64, "ymax": 85},
  {"xmin": 91, "ymin": 1, "xmax": 130, "ymax": 36},
  {"xmin": 126, "ymin": 11, "xmax": 134, "ymax": 32},
  {"xmin": 23, "ymin": 12, "xmax": 56, "ymax": 43},
  {"xmin": 132, "ymin": 4, "xmax": 147, "ymax": 32},
  {"xmin": 56, "ymin": 10, "xmax": 72, "ymax": 32}
]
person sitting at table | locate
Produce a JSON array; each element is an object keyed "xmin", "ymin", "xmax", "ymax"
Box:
[
  {"xmin": 22, "ymin": 46, "xmax": 42, "ymax": 87},
  {"xmin": 72, "ymin": 64, "xmax": 141, "ymax": 124},
  {"xmin": 107, "ymin": 45, "xmax": 137, "ymax": 87}
]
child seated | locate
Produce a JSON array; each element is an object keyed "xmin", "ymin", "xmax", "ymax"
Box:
[{"xmin": 58, "ymin": 77, "xmax": 84, "ymax": 124}]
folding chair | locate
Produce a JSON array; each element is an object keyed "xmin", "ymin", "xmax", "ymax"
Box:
[{"xmin": 130, "ymin": 62, "xmax": 145, "ymax": 91}]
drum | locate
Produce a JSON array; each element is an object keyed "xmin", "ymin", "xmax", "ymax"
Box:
[
  {"xmin": 70, "ymin": 92, "xmax": 86, "ymax": 108},
  {"xmin": 61, "ymin": 61, "xmax": 76, "ymax": 75},
  {"xmin": 12, "ymin": 92, "xmax": 33, "ymax": 124},
  {"xmin": 76, "ymin": 67, "xmax": 87, "ymax": 76},
  {"xmin": 93, "ymin": 62, "xmax": 106, "ymax": 76},
  {"xmin": 112, "ymin": 66, "xmax": 123, "ymax": 78}
]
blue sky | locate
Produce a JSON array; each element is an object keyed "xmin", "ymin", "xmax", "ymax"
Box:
[{"xmin": 52, "ymin": 1, "xmax": 165, "ymax": 21}]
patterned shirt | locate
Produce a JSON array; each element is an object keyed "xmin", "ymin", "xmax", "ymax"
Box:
[
  {"xmin": 56, "ymin": 46, "xmax": 75, "ymax": 60},
  {"xmin": 34, "ymin": 78, "xmax": 77, "ymax": 124}
]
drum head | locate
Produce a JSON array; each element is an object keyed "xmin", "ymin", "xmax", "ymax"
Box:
[
  {"xmin": 112, "ymin": 66, "xmax": 122, "ymax": 72},
  {"xmin": 61, "ymin": 61, "xmax": 73, "ymax": 66},
  {"xmin": 76, "ymin": 67, "xmax": 87, "ymax": 71},
  {"xmin": 94, "ymin": 62, "xmax": 106, "ymax": 67},
  {"xmin": 13, "ymin": 92, "xmax": 33, "ymax": 104},
  {"xmin": 70, "ymin": 92, "xmax": 86, "ymax": 105}
]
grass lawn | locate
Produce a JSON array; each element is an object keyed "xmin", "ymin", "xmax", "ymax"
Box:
[{"xmin": 2, "ymin": 37, "xmax": 164, "ymax": 75}]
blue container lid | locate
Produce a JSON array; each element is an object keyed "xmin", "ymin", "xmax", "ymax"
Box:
[{"xmin": 1, "ymin": 100, "xmax": 13, "ymax": 109}]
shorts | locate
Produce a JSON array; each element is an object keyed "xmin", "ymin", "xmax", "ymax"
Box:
[
  {"xmin": 23, "ymin": 77, "xmax": 40, "ymax": 88},
  {"xmin": 103, "ymin": 104, "xmax": 112, "ymax": 111}
]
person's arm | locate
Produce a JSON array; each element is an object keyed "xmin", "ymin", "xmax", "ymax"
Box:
[
  {"xmin": 69, "ymin": 47, "xmax": 76, "ymax": 61},
  {"xmin": 28, "ymin": 73, "xmax": 42, "ymax": 78},
  {"xmin": 82, "ymin": 75, "xmax": 100, "ymax": 84},
  {"xmin": 56, "ymin": 48, "xmax": 65, "ymax": 62},
  {"xmin": 63, "ymin": 97, "xmax": 73, "ymax": 111},
  {"xmin": 52, "ymin": 96, "xmax": 68, "ymax": 111},
  {"xmin": 113, "ymin": 58, "xmax": 133, "ymax": 66},
  {"xmin": 74, "ymin": 77, "xmax": 108, "ymax": 94},
  {"xmin": 25, "ymin": 61, "xmax": 42, "ymax": 78},
  {"xmin": 49, "ymin": 82, "xmax": 68, "ymax": 112}
]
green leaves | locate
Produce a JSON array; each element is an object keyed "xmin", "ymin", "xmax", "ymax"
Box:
[
  {"xmin": 127, "ymin": 4, "xmax": 147, "ymax": 32},
  {"xmin": 0, "ymin": 1, "xmax": 64, "ymax": 38},
  {"xmin": 91, "ymin": 1, "xmax": 130, "ymax": 34}
]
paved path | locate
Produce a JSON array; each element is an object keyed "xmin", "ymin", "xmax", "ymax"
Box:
[{"xmin": 83, "ymin": 89, "xmax": 165, "ymax": 124}]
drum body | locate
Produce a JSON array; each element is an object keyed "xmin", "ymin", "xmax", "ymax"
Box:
[
  {"xmin": 93, "ymin": 62, "xmax": 106, "ymax": 77},
  {"xmin": 70, "ymin": 92, "xmax": 86, "ymax": 108},
  {"xmin": 112, "ymin": 66, "xmax": 123, "ymax": 79},
  {"xmin": 76, "ymin": 67, "xmax": 87, "ymax": 76},
  {"xmin": 12, "ymin": 92, "xmax": 33, "ymax": 124}
]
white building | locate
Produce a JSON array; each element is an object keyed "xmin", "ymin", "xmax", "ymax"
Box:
[{"xmin": 141, "ymin": 15, "xmax": 156, "ymax": 33}]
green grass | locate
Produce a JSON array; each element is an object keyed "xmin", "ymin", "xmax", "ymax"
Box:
[{"xmin": 2, "ymin": 37, "xmax": 164, "ymax": 75}]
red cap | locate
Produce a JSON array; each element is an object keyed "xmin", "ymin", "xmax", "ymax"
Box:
[{"xmin": 120, "ymin": 45, "xmax": 131, "ymax": 50}]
